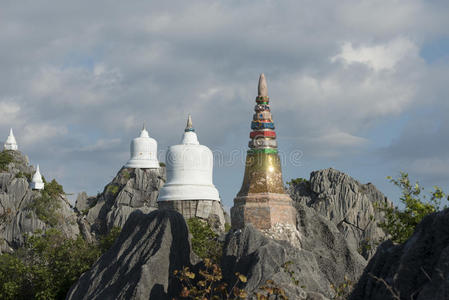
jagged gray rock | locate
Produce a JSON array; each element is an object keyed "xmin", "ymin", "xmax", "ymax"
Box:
[
  {"xmin": 82, "ymin": 166, "xmax": 227, "ymax": 236},
  {"xmin": 0, "ymin": 150, "xmax": 79, "ymax": 253},
  {"xmin": 289, "ymin": 168, "xmax": 390, "ymax": 259},
  {"xmin": 222, "ymin": 203, "xmax": 367, "ymax": 299},
  {"xmin": 84, "ymin": 167, "xmax": 165, "ymax": 235},
  {"xmin": 67, "ymin": 209, "xmax": 192, "ymax": 300},
  {"xmin": 350, "ymin": 208, "xmax": 449, "ymax": 300}
]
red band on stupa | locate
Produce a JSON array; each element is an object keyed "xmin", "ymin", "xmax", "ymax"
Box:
[{"xmin": 250, "ymin": 131, "xmax": 276, "ymax": 138}]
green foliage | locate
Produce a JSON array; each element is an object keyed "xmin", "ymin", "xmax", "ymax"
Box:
[
  {"xmin": 0, "ymin": 229, "xmax": 100, "ymax": 300},
  {"xmin": 122, "ymin": 170, "xmax": 130, "ymax": 180},
  {"xmin": 0, "ymin": 227, "xmax": 122, "ymax": 300},
  {"xmin": 0, "ymin": 151, "xmax": 13, "ymax": 171},
  {"xmin": 15, "ymin": 172, "xmax": 32, "ymax": 181},
  {"xmin": 28, "ymin": 180, "xmax": 64, "ymax": 226},
  {"xmin": 98, "ymin": 227, "xmax": 121, "ymax": 253},
  {"xmin": 106, "ymin": 184, "xmax": 119, "ymax": 196},
  {"xmin": 286, "ymin": 177, "xmax": 309, "ymax": 186},
  {"xmin": 159, "ymin": 162, "xmax": 166, "ymax": 167},
  {"xmin": 376, "ymin": 172, "xmax": 448, "ymax": 244},
  {"xmin": 187, "ymin": 218, "xmax": 223, "ymax": 264},
  {"xmin": 331, "ymin": 276, "xmax": 354, "ymax": 300},
  {"xmin": 224, "ymin": 223, "xmax": 232, "ymax": 233}
]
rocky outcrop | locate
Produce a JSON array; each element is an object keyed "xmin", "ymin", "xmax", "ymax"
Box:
[
  {"xmin": 81, "ymin": 166, "xmax": 228, "ymax": 236},
  {"xmin": 82, "ymin": 167, "xmax": 165, "ymax": 235},
  {"xmin": 0, "ymin": 150, "xmax": 79, "ymax": 253},
  {"xmin": 350, "ymin": 208, "xmax": 449, "ymax": 300},
  {"xmin": 289, "ymin": 168, "xmax": 390, "ymax": 259},
  {"xmin": 222, "ymin": 203, "xmax": 367, "ymax": 299},
  {"xmin": 67, "ymin": 209, "xmax": 193, "ymax": 300}
]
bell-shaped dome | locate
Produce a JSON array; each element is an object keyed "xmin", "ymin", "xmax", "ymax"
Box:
[
  {"xmin": 157, "ymin": 115, "xmax": 220, "ymax": 202},
  {"xmin": 30, "ymin": 165, "xmax": 44, "ymax": 190},
  {"xmin": 4, "ymin": 128, "xmax": 18, "ymax": 151},
  {"xmin": 125, "ymin": 125, "xmax": 159, "ymax": 169}
]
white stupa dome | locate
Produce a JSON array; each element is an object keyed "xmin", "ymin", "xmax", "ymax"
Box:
[
  {"xmin": 4, "ymin": 128, "xmax": 18, "ymax": 151},
  {"xmin": 157, "ymin": 115, "xmax": 220, "ymax": 202},
  {"xmin": 125, "ymin": 125, "xmax": 159, "ymax": 169},
  {"xmin": 30, "ymin": 165, "xmax": 44, "ymax": 190}
]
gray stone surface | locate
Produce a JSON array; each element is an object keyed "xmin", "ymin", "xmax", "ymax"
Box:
[
  {"xmin": 158, "ymin": 199, "xmax": 226, "ymax": 232},
  {"xmin": 67, "ymin": 209, "xmax": 192, "ymax": 300},
  {"xmin": 289, "ymin": 168, "xmax": 390, "ymax": 259},
  {"xmin": 83, "ymin": 167, "xmax": 166, "ymax": 235},
  {"xmin": 0, "ymin": 150, "xmax": 79, "ymax": 253},
  {"xmin": 222, "ymin": 203, "xmax": 367, "ymax": 299},
  {"xmin": 350, "ymin": 208, "xmax": 449, "ymax": 300}
]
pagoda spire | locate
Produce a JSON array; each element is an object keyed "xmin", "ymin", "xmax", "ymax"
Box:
[
  {"xmin": 231, "ymin": 74, "xmax": 296, "ymax": 231},
  {"xmin": 4, "ymin": 128, "xmax": 18, "ymax": 151},
  {"xmin": 258, "ymin": 73, "xmax": 268, "ymax": 97},
  {"xmin": 185, "ymin": 114, "xmax": 194, "ymax": 132}
]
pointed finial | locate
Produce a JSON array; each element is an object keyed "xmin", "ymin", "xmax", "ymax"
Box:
[
  {"xmin": 258, "ymin": 73, "xmax": 268, "ymax": 97},
  {"xmin": 142, "ymin": 121, "xmax": 146, "ymax": 131},
  {"xmin": 9, "ymin": 128, "xmax": 14, "ymax": 136},
  {"xmin": 36, "ymin": 164, "xmax": 40, "ymax": 173},
  {"xmin": 185, "ymin": 114, "xmax": 194, "ymax": 132}
]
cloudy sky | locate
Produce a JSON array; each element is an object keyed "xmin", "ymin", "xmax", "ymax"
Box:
[{"xmin": 1, "ymin": 0, "xmax": 448, "ymax": 208}]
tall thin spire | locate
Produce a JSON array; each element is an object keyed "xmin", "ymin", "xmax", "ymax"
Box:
[
  {"xmin": 258, "ymin": 73, "xmax": 268, "ymax": 97},
  {"xmin": 185, "ymin": 114, "xmax": 194, "ymax": 132}
]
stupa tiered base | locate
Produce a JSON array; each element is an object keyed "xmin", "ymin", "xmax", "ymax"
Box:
[{"xmin": 231, "ymin": 193, "xmax": 296, "ymax": 230}]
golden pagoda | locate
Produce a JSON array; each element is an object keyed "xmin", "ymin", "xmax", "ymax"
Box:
[{"xmin": 231, "ymin": 74, "xmax": 297, "ymax": 230}]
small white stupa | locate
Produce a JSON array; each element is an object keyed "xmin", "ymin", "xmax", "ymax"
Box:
[
  {"xmin": 125, "ymin": 124, "xmax": 159, "ymax": 169},
  {"xmin": 30, "ymin": 165, "xmax": 45, "ymax": 190},
  {"xmin": 157, "ymin": 115, "xmax": 220, "ymax": 202},
  {"xmin": 4, "ymin": 128, "xmax": 18, "ymax": 151}
]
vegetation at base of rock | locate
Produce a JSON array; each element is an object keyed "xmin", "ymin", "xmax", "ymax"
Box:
[
  {"xmin": 0, "ymin": 151, "xmax": 14, "ymax": 171},
  {"xmin": 159, "ymin": 162, "xmax": 166, "ymax": 167},
  {"xmin": 0, "ymin": 228, "xmax": 121, "ymax": 300},
  {"xmin": 331, "ymin": 276, "xmax": 354, "ymax": 300},
  {"xmin": 187, "ymin": 218, "xmax": 223, "ymax": 264},
  {"xmin": 175, "ymin": 258, "xmax": 248, "ymax": 299},
  {"xmin": 376, "ymin": 172, "xmax": 448, "ymax": 243},
  {"xmin": 27, "ymin": 179, "xmax": 65, "ymax": 226},
  {"xmin": 175, "ymin": 259, "xmax": 289, "ymax": 300}
]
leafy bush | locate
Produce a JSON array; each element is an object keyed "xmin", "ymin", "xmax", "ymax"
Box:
[
  {"xmin": 0, "ymin": 228, "xmax": 121, "ymax": 300},
  {"xmin": 15, "ymin": 172, "xmax": 32, "ymax": 181},
  {"xmin": 99, "ymin": 227, "xmax": 121, "ymax": 253},
  {"xmin": 0, "ymin": 151, "xmax": 13, "ymax": 171},
  {"xmin": 286, "ymin": 177, "xmax": 309, "ymax": 186},
  {"xmin": 376, "ymin": 172, "xmax": 447, "ymax": 243},
  {"xmin": 159, "ymin": 162, "xmax": 166, "ymax": 167},
  {"xmin": 187, "ymin": 218, "xmax": 222, "ymax": 264},
  {"xmin": 106, "ymin": 184, "xmax": 119, "ymax": 196}
]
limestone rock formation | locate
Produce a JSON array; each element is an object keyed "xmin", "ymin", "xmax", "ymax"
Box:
[
  {"xmin": 289, "ymin": 168, "xmax": 390, "ymax": 259},
  {"xmin": 67, "ymin": 209, "xmax": 192, "ymax": 300},
  {"xmin": 350, "ymin": 208, "xmax": 449, "ymax": 300},
  {"xmin": 0, "ymin": 150, "xmax": 79, "ymax": 253},
  {"xmin": 223, "ymin": 203, "xmax": 367, "ymax": 299},
  {"xmin": 82, "ymin": 167, "xmax": 165, "ymax": 235}
]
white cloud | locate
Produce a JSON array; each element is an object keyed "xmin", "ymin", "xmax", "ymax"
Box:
[
  {"xmin": 0, "ymin": 100, "xmax": 20, "ymax": 125},
  {"xmin": 21, "ymin": 123, "xmax": 68, "ymax": 146},
  {"xmin": 331, "ymin": 38, "xmax": 418, "ymax": 71}
]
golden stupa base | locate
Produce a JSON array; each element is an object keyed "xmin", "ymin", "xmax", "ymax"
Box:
[{"xmin": 231, "ymin": 193, "xmax": 297, "ymax": 230}]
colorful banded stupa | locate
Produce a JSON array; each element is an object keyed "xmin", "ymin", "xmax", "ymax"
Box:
[{"xmin": 231, "ymin": 74, "xmax": 297, "ymax": 230}]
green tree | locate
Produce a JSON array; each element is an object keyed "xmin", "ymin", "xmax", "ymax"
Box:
[
  {"xmin": 376, "ymin": 172, "xmax": 447, "ymax": 243},
  {"xmin": 187, "ymin": 218, "xmax": 222, "ymax": 264},
  {"xmin": 0, "ymin": 227, "xmax": 121, "ymax": 300}
]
